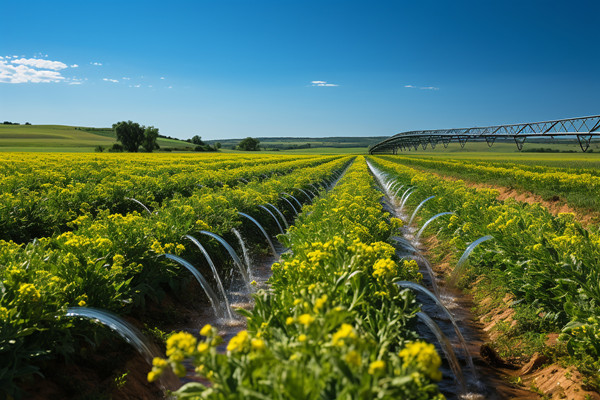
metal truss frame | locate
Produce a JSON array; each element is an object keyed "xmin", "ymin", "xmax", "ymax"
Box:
[{"xmin": 369, "ymin": 115, "xmax": 600, "ymax": 154}]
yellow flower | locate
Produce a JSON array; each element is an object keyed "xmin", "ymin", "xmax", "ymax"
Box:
[
  {"xmin": 314, "ymin": 294, "xmax": 328, "ymax": 312},
  {"xmin": 150, "ymin": 240, "xmax": 164, "ymax": 254},
  {"xmin": 368, "ymin": 360, "xmax": 386, "ymax": 375},
  {"xmin": 0, "ymin": 306, "xmax": 8, "ymax": 319},
  {"xmin": 197, "ymin": 342, "xmax": 209, "ymax": 353},
  {"xmin": 18, "ymin": 283, "xmax": 40, "ymax": 302},
  {"xmin": 200, "ymin": 324, "xmax": 214, "ymax": 337},
  {"xmin": 332, "ymin": 323, "xmax": 357, "ymax": 347},
  {"xmin": 227, "ymin": 330, "xmax": 250, "ymax": 353},
  {"xmin": 372, "ymin": 258, "xmax": 397, "ymax": 280},
  {"xmin": 147, "ymin": 371, "xmax": 159, "ymax": 382},
  {"xmin": 251, "ymin": 338, "xmax": 266, "ymax": 351},
  {"xmin": 166, "ymin": 332, "xmax": 197, "ymax": 358},
  {"xmin": 297, "ymin": 313, "xmax": 314, "ymax": 327},
  {"xmin": 286, "ymin": 317, "xmax": 294, "ymax": 325},
  {"xmin": 78, "ymin": 300, "xmax": 86, "ymax": 307},
  {"xmin": 345, "ymin": 350, "xmax": 361, "ymax": 367},
  {"xmin": 298, "ymin": 334, "xmax": 307, "ymax": 342},
  {"xmin": 399, "ymin": 341, "xmax": 442, "ymax": 381}
]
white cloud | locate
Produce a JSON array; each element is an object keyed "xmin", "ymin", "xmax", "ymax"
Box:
[
  {"xmin": 11, "ymin": 58, "xmax": 68, "ymax": 71},
  {"xmin": 160, "ymin": 77, "xmax": 165, "ymax": 80},
  {"xmin": 311, "ymin": 80, "xmax": 338, "ymax": 87},
  {"xmin": 129, "ymin": 84, "xmax": 141, "ymax": 88},
  {"xmin": 70, "ymin": 64, "xmax": 79, "ymax": 68},
  {"xmin": 122, "ymin": 77, "xmax": 130, "ymax": 80},
  {"xmin": 103, "ymin": 78, "xmax": 119, "ymax": 83},
  {"xmin": 90, "ymin": 62, "xmax": 102, "ymax": 66},
  {"xmin": 0, "ymin": 60, "xmax": 65, "ymax": 83},
  {"xmin": 68, "ymin": 77, "xmax": 86, "ymax": 85},
  {"xmin": 404, "ymin": 84, "xmax": 439, "ymax": 90},
  {"xmin": 167, "ymin": 85, "xmax": 173, "ymax": 89}
]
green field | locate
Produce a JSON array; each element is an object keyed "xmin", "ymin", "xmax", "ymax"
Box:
[
  {"xmin": 0, "ymin": 124, "xmax": 196, "ymax": 151},
  {"xmin": 0, "ymin": 125, "xmax": 381, "ymax": 153}
]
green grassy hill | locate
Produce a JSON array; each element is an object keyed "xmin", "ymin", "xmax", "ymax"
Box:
[{"xmin": 0, "ymin": 124, "xmax": 196, "ymax": 152}]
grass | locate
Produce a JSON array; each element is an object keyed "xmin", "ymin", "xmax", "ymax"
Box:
[{"xmin": 0, "ymin": 124, "xmax": 196, "ymax": 151}]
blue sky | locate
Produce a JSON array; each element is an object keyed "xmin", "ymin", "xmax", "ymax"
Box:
[{"xmin": 1, "ymin": 0, "xmax": 598, "ymax": 140}]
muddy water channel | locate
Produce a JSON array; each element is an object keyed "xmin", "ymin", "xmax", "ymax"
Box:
[{"xmin": 368, "ymin": 161, "xmax": 535, "ymax": 400}]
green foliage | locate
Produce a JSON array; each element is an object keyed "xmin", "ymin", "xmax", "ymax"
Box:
[
  {"xmin": 0, "ymin": 153, "xmax": 352, "ymax": 397},
  {"xmin": 113, "ymin": 121, "xmax": 144, "ymax": 152},
  {"xmin": 190, "ymin": 135, "xmax": 204, "ymax": 145},
  {"xmin": 371, "ymin": 155, "xmax": 600, "ymax": 387},
  {"xmin": 151, "ymin": 158, "xmax": 443, "ymax": 399},
  {"xmin": 237, "ymin": 137, "xmax": 260, "ymax": 151},
  {"xmin": 142, "ymin": 126, "xmax": 160, "ymax": 152}
]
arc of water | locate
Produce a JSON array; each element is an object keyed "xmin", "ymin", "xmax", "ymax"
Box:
[
  {"xmin": 237, "ymin": 213, "xmax": 277, "ymax": 255},
  {"xmin": 266, "ymin": 202, "xmax": 289, "ymax": 229},
  {"xmin": 184, "ymin": 235, "xmax": 233, "ymax": 319},
  {"xmin": 416, "ymin": 311, "xmax": 466, "ymax": 393},
  {"xmin": 404, "ymin": 254, "xmax": 440, "ymax": 298},
  {"xmin": 296, "ymin": 188, "xmax": 313, "ymax": 204},
  {"xmin": 124, "ymin": 197, "xmax": 152, "ymax": 215},
  {"xmin": 306, "ymin": 189, "xmax": 317, "ymax": 198},
  {"xmin": 282, "ymin": 192, "xmax": 303, "ymax": 209},
  {"xmin": 416, "ymin": 212, "xmax": 455, "ymax": 241},
  {"xmin": 232, "ymin": 228, "xmax": 252, "ymax": 276},
  {"xmin": 388, "ymin": 180, "xmax": 402, "ymax": 193},
  {"xmin": 66, "ymin": 307, "xmax": 157, "ymax": 363},
  {"xmin": 163, "ymin": 254, "xmax": 224, "ymax": 318},
  {"xmin": 392, "ymin": 185, "xmax": 405, "ymax": 199},
  {"xmin": 398, "ymin": 282, "xmax": 475, "ymax": 377},
  {"xmin": 239, "ymin": 178, "xmax": 248, "ymax": 183},
  {"xmin": 408, "ymin": 195, "xmax": 436, "ymax": 226},
  {"xmin": 309, "ymin": 183, "xmax": 320, "ymax": 193},
  {"xmin": 398, "ymin": 187, "xmax": 414, "ymax": 207},
  {"xmin": 280, "ymin": 196, "xmax": 299, "ymax": 216},
  {"xmin": 199, "ymin": 231, "xmax": 250, "ymax": 285},
  {"xmin": 400, "ymin": 189, "xmax": 417, "ymax": 211},
  {"xmin": 258, "ymin": 205, "xmax": 285, "ymax": 235},
  {"xmin": 391, "ymin": 236, "xmax": 419, "ymax": 252},
  {"xmin": 451, "ymin": 235, "xmax": 494, "ymax": 285}
]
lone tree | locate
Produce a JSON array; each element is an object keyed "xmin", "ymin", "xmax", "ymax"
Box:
[
  {"xmin": 237, "ymin": 137, "xmax": 260, "ymax": 151},
  {"xmin": 113, "ymin": 121, "xmax": 159, "ymax": 152},
  {"xmin": 142, "ymin": 126, "xmax": 160, "ymax": 152},
  {"xmin": 191, "ymin": 135, "xmax": 205, "ymax": 145}
]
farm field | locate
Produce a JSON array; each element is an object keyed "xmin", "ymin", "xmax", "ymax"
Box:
[
  {"xmin": 0, "ymin": 125, "xmax": 197, "ymax": 152},
  {"xmin": 1, "ymin": 151, "xmax": 599, "ymax": 399}
]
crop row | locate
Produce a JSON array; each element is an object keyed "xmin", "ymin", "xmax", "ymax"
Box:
[
  {"xmin": 152, "ymin": 156, "xmax": 445, "ymax": 399},
  {"xmin": 0, "ymin": 153, "xmax": 339, "ymax": 243},
  {"xmin": 378, "ymin": 155, "xmax": 600, "ymax": 213},
  {"xmin": 371, "ymin": 156, "xmax": 600, "ymax": 387},
  {"xmin": 0, "ymin": 155, "xmax": 350, "ymax": 398}
]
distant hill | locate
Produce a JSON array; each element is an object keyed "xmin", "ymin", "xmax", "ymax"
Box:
[
  {"xmin": 206, "ymin": 136, "xmax": 386, "ymax": 150},
  {"xmin": 0, "ymin": 124, "xmax": 381, "ymax": 152},
  {"xmin": 0, "ymin": 124, "xmax": 195, "ymax": 152}
]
